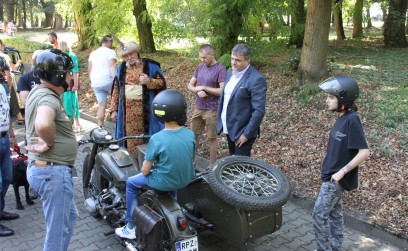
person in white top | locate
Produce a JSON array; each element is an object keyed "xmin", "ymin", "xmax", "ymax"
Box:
[{"xmin": 88, "ymin": 35, "xmax": 117, "ymax": 127}]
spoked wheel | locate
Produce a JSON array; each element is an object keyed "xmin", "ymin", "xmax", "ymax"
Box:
[{"xmin": 207, "ymin": 156, "xmax": 291, "ymax": 210}]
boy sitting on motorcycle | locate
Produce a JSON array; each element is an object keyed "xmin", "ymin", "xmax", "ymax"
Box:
[{"xmin": 115, "ymin": 90, "xmax": 196, "ymax": 239}]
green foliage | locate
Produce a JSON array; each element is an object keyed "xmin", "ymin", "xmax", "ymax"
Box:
[
  {"xmin": 89, "ymin": 0, "xmax": 137, "ymax": 40},
  {"xmin": 288, "ymin": 82, "xmax": 320, "ymax": 106},
  {"xmin": 2, "ymin": 38, "xmax": 46, "ymax": 63}
]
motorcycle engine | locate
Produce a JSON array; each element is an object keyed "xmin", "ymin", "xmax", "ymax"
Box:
[{"xmin": 84, "ymin": 187, "xmax": 125, "ymax": 218}]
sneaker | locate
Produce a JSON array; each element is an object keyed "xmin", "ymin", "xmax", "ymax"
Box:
[{"xmin": 115, "ymin": 225, "xmax": 136, "ymax": 239}]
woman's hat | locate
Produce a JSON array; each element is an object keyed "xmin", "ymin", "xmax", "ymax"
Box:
[{"xmin": 118, "ymin": 41, "xmax": 140, "ymax": 58}]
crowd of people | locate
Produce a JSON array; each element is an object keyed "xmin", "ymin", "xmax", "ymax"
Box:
[{"xmin": 0, "ymin": 31, "xmax": 370, "ymax": 251}]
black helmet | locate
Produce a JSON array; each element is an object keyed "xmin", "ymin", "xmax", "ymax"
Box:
[
  {"xmin": 319, "ymin": 75, "xmax": 359, "ymax": 112},
  {"xmin": 152, "ymin": 90, "xmax": 187, "ymax": 126},
  {"xmin": 33, "ymin": 49, "xmax": 74, "ymax": 90}
]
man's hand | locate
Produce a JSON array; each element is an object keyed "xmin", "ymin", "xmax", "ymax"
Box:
[
  {"xmin": 139, "ymin": 73, "xmax": 150, "ymax": 85},
  {"xmin": 197, "ymin": 90, "xmax": 207, "ymax": 98},
  {"xmin": 235, "ymin": 134, "xmax": 248, "ymax": 147},
  {"xmin": 25, "ymin": 137, "xmax": 51, "ymax": 153},
  {"xmin": 110, "ymin": 111, "xmax": 118, "ymax": 122}
]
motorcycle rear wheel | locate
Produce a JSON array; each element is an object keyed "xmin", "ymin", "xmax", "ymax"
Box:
[{"xmin": 207, "ymin": 156, "xmax": 291, "ymax": 210}]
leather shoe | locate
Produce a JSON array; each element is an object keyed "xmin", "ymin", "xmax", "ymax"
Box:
[
  {"xmin": 1, "ymin": 211, "xmax": 20, "ymax": 220},
  {"xmin": 0, "ymin": 224, "xmax": 14, "ymax": 236}
]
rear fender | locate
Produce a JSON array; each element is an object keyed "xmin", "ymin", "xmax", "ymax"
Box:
[{"xmin": 138, "ymin": 190, "xmax": 195, "ymax": 242}]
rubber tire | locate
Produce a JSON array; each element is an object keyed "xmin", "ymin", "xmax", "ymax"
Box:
[{"xmin": 207, "ymin": 156, "xmax": 291, "ymax": 211}]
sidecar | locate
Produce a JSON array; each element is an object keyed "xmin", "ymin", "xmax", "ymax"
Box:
[{"xmin": 137, "ymin": 145, "xmax": 291, "ymax": 246}]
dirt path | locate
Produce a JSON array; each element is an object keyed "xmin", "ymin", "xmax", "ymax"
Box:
[{"xmin": 1, "ymin": 30, "xmax": 78, "ymax": 48}]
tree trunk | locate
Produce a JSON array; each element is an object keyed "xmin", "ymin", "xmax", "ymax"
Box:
[
  {"xmin": 132, "ymin": 0, "xmax": 156, "ymax": 53},
  {"xmin": 381, "ymin": 2, "xmax": 388, "ymax": 25},
  {"xmin": 7, "ymin": 0, "xmax": 15, "ymax": 22},
  {"xmin": 288, "ymin": 0, "xmax": 306, "ymax": 48},
  {"xmin": 72, "ymin": 0, "xmax": 98, "ymax": 50},
  {"xmin": 54, "ymin": 14, "xmax": 63, "ymax": 31},
  {"xmin": 0, "ymin": 1, "xmax": 3, "ymax": 21},
  {"xmin": 41, "ymin": 0, "xmax": 55, "ymax": 28},
  {"xmin": 333, "ymin": 0, "xmax": 346, "ymax": 40},
  {"xmin": 22, "ymin": 0, "xmax": 27, "ymax": 29},
  {"xmin": 384, "ymin": 0, "xmax": 408, "ymax": 48},
  {"xmin": 366, "ymin": 6, "xmax": 372, "ymax": 28},
  {"xmin": 352, "ymin": 0, "xmax": 364, "ymax": 38},
  {"xmin": 298, "ymin": 0, "xmax": 331, "ymax": 83}
]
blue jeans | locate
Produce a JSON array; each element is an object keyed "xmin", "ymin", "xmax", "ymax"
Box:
[
  {"xmin": 312, "ymin": 181, "xmax": 345, "ymax": 251},
  {"xmin": 27, "ymin": 163, "xmax": 78, "ymax": 251},
  {"xmin": 126, "ymin": 173, "xmax": 148, "ymax": 223},
  {"xmin": 125, "ymin": 173, "xmax": 176, "ymax": 223},
  {"xmin": 0, "ymin": 136, "xmax": 12, "ymax": 222}
]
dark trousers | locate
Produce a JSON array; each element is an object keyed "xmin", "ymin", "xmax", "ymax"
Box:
[{"xmin": 226, "ymin": 134, "xmax": 256, "ymax": 157}]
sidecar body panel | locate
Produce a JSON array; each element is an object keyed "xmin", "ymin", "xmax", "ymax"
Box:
[{"xmin": 177, "ymin": 176, "xmax": 283, "ymax": 245}]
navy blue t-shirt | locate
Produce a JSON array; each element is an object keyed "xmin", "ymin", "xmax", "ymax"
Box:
[
  {"xmin": 321, "ymin": 111, "xmax": 368, "ymax": 191},
  {"xmin": 17, "ymin": 71, "xmax": 40, "ymax": 93}
]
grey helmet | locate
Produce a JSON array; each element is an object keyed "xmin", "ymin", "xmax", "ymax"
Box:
[{"xmin": 319, "ymin": 75, "xmax": 359, "ymax": 112}]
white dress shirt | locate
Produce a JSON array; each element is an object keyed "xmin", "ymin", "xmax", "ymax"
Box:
[{"xmin": 221, "ymin": 65, "xmax": 250, "ymax": 134}]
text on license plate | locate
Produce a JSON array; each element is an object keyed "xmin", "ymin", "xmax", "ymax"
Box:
[{"xmin": 175, "ymin": 236, "xmax": 198, "ymax": 251}]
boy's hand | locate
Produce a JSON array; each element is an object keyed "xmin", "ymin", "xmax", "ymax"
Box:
[{"xmin": 331, "ymin": 170, "xmax": 345, "ymax": 184}]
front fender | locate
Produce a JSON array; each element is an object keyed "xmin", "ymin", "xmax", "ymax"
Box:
[{"xmin": 82, "ymin": 146, "xmax": 92, "ymax": 155}]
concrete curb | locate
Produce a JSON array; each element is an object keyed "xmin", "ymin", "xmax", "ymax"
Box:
[
  {"xmin": 290, "ymin": 194, "xmax": 408, "ymax": 250},
  {"xmin": 79, "ymin": 110, "xmax": 407, "ymax": 250}
]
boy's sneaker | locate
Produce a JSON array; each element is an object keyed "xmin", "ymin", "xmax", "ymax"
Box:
[{"xmin": 115, "ymin": 225, "xmax": 136, "ymax": 239}]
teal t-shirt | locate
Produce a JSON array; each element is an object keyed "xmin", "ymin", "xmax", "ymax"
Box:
[
  {"xmin": 146, "ymin": 127, "xmax": 195, "ymax": 191},
  {"xmin": 68, "ymin": 51, "xmax": 79, "ymax": 73}
]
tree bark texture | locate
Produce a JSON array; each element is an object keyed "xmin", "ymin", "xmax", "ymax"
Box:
[
  {"xmin": 352, "ymin": 0, "xmax": 364, "ymax": 38},
  {"xmin": 333, "ymin": 0, "xmax": 346, "ymax": 40},
  {"xmin": 6, "ymin": 0, "xmax": 15, "ymax": 22},
  {"xmin": 298, "ymin": 0, "xmax": 332, "ymax": 83},
  {"xmin": 54, "ymin": 14, "xmax": 63, "ymax": 31},
  {"xmin": 132, "ymin": 0, "xmax": 156, "ymax": 53},
  {"xmin": 384, "ymin": 0, "xmax": 408, "ymax": 48},
  {"xmin": 72, "ymin": 0, "xmax": 98, "ymax": 50},
  {"xmin": 288, "ymin": 0, "xmax": 306, "ymax": 48}
]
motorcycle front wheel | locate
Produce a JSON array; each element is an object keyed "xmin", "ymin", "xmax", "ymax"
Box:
[
  {"xmin": 82, "ymin": 153, "xmax": 101, "ymax": 218},
  {"xmin": 207, "ymin": 156, "xmax": 291, "ymax": 210}
]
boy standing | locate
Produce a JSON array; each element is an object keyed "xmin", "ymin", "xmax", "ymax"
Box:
[
  {"xmin": 313, "ymin": 75, "xmax": 370, "ymax": 251},
  {"xmin": 115, "ymin": 90, "xmax": 195, "ymax": 239}
]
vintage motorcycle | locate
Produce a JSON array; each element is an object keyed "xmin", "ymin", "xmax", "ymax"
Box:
[{"xmin": 79, "ymin": 127, "xmax": 291, "ymax": 251}]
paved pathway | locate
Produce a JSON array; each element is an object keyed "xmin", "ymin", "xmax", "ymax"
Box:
[{"xmin": 0, "ymin": 118, "xmax": 403, "ymax": 251}]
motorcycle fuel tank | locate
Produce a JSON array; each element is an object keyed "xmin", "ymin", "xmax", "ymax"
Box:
[{"xmin": 95, "ymin": 146, "xmax": 140, "ymax": 188}]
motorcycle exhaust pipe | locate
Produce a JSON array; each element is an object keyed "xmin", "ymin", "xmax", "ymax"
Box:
[{"xmin": 123, "ymin": 240, "xmax": 139, "ymax": 251}]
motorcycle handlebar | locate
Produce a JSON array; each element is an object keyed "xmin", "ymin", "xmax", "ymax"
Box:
[{"xmin": 78, "ymin": 134, "xmax": 150, "ymax": 146}]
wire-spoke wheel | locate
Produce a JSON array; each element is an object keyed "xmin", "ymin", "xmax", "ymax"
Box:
[{"xmin": 207, "ymin": 156, "xmax": 291, "ymax": 210}]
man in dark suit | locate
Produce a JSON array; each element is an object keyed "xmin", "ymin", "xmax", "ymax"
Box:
[{"xmin": 216, "ymin": 44, "xmax": 267, "ymax": 156}]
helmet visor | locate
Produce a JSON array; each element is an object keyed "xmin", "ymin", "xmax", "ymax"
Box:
[{"xmin": 319, "ymin": 77, "xmax": 342, "ymax": 96}]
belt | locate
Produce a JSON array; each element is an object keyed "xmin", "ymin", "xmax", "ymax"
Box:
[
  {"xmin": 0, "ymin": 131, "xmax": 8, "ymax": 137},
  {"xmin": 33, "ymin": 160, "xmax": 73, "ymax": 168}
]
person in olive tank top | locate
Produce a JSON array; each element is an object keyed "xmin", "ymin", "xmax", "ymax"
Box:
[{"xmin": 25, "ymin": 49, "xmax": 78, "ymax": 251}]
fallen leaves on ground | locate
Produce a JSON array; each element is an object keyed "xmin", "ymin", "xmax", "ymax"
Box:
[{"xmin": 76, "ymin": 50, "xmax": 407, "ymax": 240}]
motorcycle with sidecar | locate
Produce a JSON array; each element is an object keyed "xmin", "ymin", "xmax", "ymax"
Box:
[{"xmin": 79, "ymin": 127, "xmax": 291, "ymax": 251}]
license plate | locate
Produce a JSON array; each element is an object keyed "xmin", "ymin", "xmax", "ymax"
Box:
[{"xmin": 175, "ymin": 236, "xmax": 198, "ymax": 251}]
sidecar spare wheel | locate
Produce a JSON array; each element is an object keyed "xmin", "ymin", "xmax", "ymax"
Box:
[{"xmin": 207, "ymin": 156, "xmax": 291, "ymax": 210}]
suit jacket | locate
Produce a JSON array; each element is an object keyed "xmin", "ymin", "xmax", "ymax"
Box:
[{"xmin": 216, "ymin": 65, "xmax": 267, "ymax": 142}]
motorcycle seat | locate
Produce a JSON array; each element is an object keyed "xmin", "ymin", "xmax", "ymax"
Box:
[{"xmin": 141, "ymin": 186, "xmax": 171, "ymax": 196}]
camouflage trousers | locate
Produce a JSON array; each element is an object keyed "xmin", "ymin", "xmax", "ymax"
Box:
[{"xmin": 312, "ymin": 181, "xmax": 345, "ymax": 251}]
